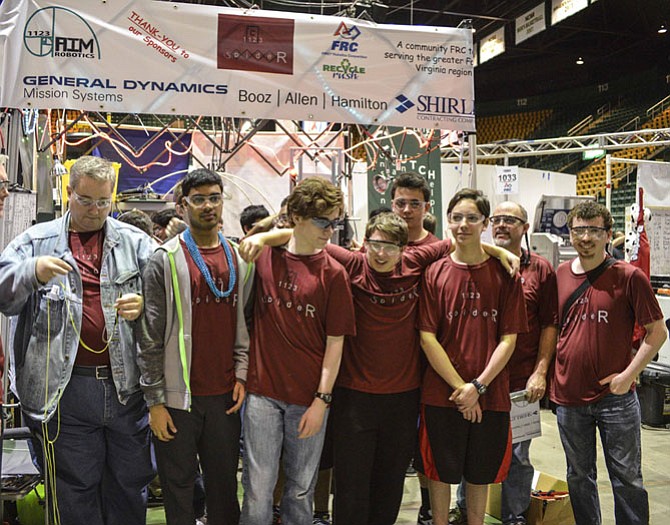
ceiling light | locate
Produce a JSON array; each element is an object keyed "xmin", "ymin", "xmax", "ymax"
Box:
[
  {"xmin": 576, "ymin": 57, "xmax": 584, "ymax": 65},
  {"xmin": 659, "ymin": 23, "xmax": 668, "ymax": 34}
]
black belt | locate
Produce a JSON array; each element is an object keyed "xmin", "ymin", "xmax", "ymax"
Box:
[{"xmin": 72, "ymin": 365, "xmax": 112, "ymax": 380}]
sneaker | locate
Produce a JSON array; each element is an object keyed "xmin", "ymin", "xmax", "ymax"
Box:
[
  {"xmin": 313, "ymin": 512, "xmax": 331, "ymax": 525},
  {"xmin": 272, "ymin": 505, "xmax": 282, "ymax": 525},
  {"xmin": 417, "ymin": 508, "xmax": 432, "ymax": 525},
  {"xmin": 448, "ymin": 506, "xmax": 467, "ymax": 525}
]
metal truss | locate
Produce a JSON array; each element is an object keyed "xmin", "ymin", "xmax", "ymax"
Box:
[
  {"xmin": 440, "ymin": 128, "xmax": 670, "ymax": 162},
  {"xmin": 42, "ymin": 110, "xmax": 348, "ymax": 179}
]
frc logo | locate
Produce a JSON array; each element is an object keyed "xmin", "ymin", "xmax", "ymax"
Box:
[
  {"xmin": 395, "ymin": 94, "xmax": 415, "ymax": 114},
  {"xmin": 217, "ymin": 14, "xmax": 294, "ymax": 75},
  {"xmin": 334, "ymin": 22, "xmax": 361, "ymax": 40},
  {"xmin": 24, "ymin": 7, "xmax": 100, "ymax": 59},
  {"xmin": 330, "ymin": 22, "xmax": 361, "ymax": 53}
]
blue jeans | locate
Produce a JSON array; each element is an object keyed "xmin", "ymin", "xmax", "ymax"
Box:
[
  {"xmin": 501, "ymin": 440, "xmax": 534, "ymax": 524},
  {"xmin": 26, "ymin": 374, "xmax": 155, "ymax": 525},
  {"xmin": 556, "ymin": 391, "xmax": 648, "ymax": 525},
  {"xmin": 456, "ymin": 440, "xmax": 533, "ymax": 524},
  {"xmin": 241, "ymin": 394, "xmax": 328, "ymax": 525}
]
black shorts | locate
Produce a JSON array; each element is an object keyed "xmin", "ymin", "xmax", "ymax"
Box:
[{"xmin": 415, "ymin": 404, "xmax": 511, "ymax": 484}]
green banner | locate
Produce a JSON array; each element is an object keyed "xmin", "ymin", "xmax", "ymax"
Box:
[{"xmin": 366, "ymin": 127, "xmax": 443, "ymax": 238}]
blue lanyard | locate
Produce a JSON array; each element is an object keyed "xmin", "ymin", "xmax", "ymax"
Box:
[{"xmin": 183, "ymin": 228, "xmax": 236, "ymax": 298}]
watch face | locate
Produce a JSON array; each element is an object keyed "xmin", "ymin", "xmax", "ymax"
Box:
[{"xmin": 316, "ymin": 392, "xmax": 332, "ymax": 404}]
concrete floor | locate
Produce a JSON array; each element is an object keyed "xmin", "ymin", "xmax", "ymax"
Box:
[
  {"xmin": 148, "ymin": 409, "xmax": 670, "ymax": 524},
  {"xmin": 395, "ymin": 409, "xmax": 670, "ymax": 525}
]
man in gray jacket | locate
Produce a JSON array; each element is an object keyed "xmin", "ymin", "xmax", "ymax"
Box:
[
  {"xmin": 139, "ymin": 168, "xmax": 253, "ymax": 525},
  {"xmin": 0, "ymin": 155, "xmax": 156, "ymax": 525}
]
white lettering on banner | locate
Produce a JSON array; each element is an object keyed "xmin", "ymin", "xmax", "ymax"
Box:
[{"xmin": 2, "ymin": 1, "xmax": 474, "ymax": 129}]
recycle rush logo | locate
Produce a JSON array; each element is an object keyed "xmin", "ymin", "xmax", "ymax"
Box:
[
  {"xmin": 217, "ymin": 14, "xmax": 294, "ymax": 75},
  {"xmin": 24, "ymin": 7, "xmax": 101, "ymax": 59}
]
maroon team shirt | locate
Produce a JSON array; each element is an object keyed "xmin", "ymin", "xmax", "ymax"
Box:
[
  {"xmin": 507, "ymin": 252, "xmax": 558, "ymax": 392},
  {"xmin": 551, "ymin": 259, "xmax": 663, "ymax": 406},
  {"xmin": 409, "ymin": 231, "xmax": 439, "ymax": 248},
  {"xmin": 247, "ymin": 246, "xmax": 356, "ymax": 407},
  {"xmin": 418, "ymin": 256, "xmax": 528, "ymax": 411},
  {"xmin": 181, "ymin": 240, "xmax": 238, "ymax": 396},
  {"xmin": 70, "ymin": 230, "xmax": 109, "ymax": 367},
  {"xmin": 326, "ymin": 240, "xmax": 451, "ymax": 394}
]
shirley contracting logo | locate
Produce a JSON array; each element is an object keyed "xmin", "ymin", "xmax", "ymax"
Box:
[
  {"xmin": 395, "ymin": 94, "xmax": 415, "ymax": 113},
  {"xmin": 24, "ymin": 7, "xmax": 100, "ymax": 59},
  {"xmin": 217, "ymin": 14, "xmax": 294, "ymax": 75},
  {"xmin": 394, "ymin": 93, "xmax": 475, "ymax": 122}
]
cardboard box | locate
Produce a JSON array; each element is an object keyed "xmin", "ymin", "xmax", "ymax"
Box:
[
  {"xmin": 486, "ymin": 472, "xmax": 575, "ymax": 525},
  {"xmin": 526, "ymin": 472, "xmax": 574, "ymax": 525}
]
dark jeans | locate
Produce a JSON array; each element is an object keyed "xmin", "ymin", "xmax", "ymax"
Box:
[
  {"xmin": 154, "ymin": 392, "xmax": 241, "ymax": 525},
  {"xmin": 332, "ymin": 387, "xmax": 420, "ymax": 525},
  {"xmin": 26, "ymin": 374, "xmax": 154, "ymax": 525},
  {"xmin": 556, "ymin": 391, "xmax": 648, "ymax": 525}
]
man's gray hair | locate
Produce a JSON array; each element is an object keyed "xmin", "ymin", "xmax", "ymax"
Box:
[{"xmin": 69, "ymin": 156, "xmax": 116, "ymax": 189}]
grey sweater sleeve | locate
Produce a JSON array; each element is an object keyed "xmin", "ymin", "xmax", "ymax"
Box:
[{"xmin": 137, "ymin": 250, "xmax": 169, "ymax": 406}]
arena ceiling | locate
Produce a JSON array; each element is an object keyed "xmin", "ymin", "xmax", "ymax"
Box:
[{"xmin": 171, "ymin": 0, "xmax": 670, "ymax": 102}]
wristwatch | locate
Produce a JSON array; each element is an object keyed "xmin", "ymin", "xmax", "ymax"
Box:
[
  {"xmin": 314, "ymin": 392, "xmax": 333, "ymax": 405},
  {"xmin": 471, "ymin": 379, "xmax": 488, "ymax": 395}
]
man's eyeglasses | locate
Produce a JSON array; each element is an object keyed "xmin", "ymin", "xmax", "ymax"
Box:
[
  {"xmin": 570, "ymin": 226, "xmax": 609, "ymax": 238},
  {"xmin": 490, "ymin": 215, "xmax": 525, "ymax": 226},
  {"xmin": 310, "ymin": 217, "xmax": 343, "ymax": 230},
  {"xmin": 392, "ymin": 199, "xmax": 425, "ymax": 211},
  {"xmin": 182, "ymin": 193, "xmax": 223, "ymax": 207},
  {"xmin": 447, "ymin": 213, "xmax": 486, "ymax": 225},
  {"xmin": 72, "ymin": 191, "xmax": 112, "ymax": 209},
  {"xmin": 365, "ymin": 239, "xmax": 402, "ymax": 256},
  {"xmin": 0, "ymin": 180, "xmax": 10, "ymax": 193}
]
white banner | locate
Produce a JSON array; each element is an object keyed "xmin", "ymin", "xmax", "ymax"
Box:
[
  {"xmin": 0, "ymin": 0, "xmax": 476, "ymax": 130},
  {"xmin": 515, "ymin": 4, "xmax": 546, "ymax": 45},
  {"xmin": 479, "ymin": 26, "xmax": 505, "ymax": 64},
  {"xmin": 551, "ymin": 0, "xmax": 588, "ymax": 25}
]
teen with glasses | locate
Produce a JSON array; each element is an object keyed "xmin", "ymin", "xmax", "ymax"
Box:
[
  {"xmin": 0, "ymin": 156, "xmax": 156, "ymax": 525},
  {"xmin": 551, "ymin": 201, "xmax": 667, "ymax": 525},
  {"xmin": 389, "ymin": 172, "xmax": 435, "ymax": 246},
  {"xmin": 139, "ymin": 168, "xmax": 253, "ymax": 525},
  {"xmin": 416, "ymin": 188, "xmax": 528, "ymax": 525},
  {"xmin": 450, "ymin": 201, "xmax": 558, "ymax": 525},
  {"xmin": 239, "ymin": 177, "xmax": 356, "ymax": 525}
]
